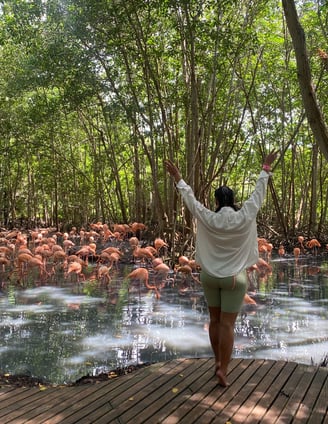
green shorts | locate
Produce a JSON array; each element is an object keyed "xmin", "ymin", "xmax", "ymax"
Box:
[{"xmin": 200, "ymin": 270, "xmax": 247, "ymax": 313}]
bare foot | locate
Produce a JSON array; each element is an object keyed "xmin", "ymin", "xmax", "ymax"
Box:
[{"xmin": 216, "ymin": 368, "xmax": 230, "ymax": 387}]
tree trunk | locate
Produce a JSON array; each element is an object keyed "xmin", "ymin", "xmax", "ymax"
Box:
[{"xmin": 282, "ymin": 0, "xmax": 328, "ymax": 160}]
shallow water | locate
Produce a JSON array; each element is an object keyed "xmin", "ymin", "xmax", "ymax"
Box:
[{"xmin": 0, "ymin": 256, "xmax": 327, "ymax": 384}]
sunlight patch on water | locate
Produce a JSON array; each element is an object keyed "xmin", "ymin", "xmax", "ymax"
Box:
[
  {"xmin": 150, "ymin": 325, "xmax": 209, "ymax": 350},
  {"xmin": 19, "ymin": 286, "xmax": 66, "ymax": 298},
  {"xmin": 82, "ymin": 334, "xmax": 133, "ymax": 351},
  {"xmin": 0, "ymin": 317, "xmax": 32, "ymax": 327},
  {"xmin": 249, "ymin": 341, "xmax": 328, "ymax": 364},
  {"xmin": 17, "ymin": 286, "xmax": 104, "ymax": 305},
  {"xmin": 2, "ymin": 304, "xmax": 54, "ymax": 313}
]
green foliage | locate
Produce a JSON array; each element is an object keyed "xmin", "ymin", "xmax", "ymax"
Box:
[{"xmin": 0, "ymin": 0, "xmax": 327, "ymax": 240}]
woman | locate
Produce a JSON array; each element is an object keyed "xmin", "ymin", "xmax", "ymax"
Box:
[{"xmin": 164, "ymin": 151, "xmax": 278, "ymax": 387}]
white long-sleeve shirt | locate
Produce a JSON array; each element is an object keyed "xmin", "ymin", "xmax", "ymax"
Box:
[{"xmin": 176, "ymin": 170, "xmax": 270, "ymax": 278}]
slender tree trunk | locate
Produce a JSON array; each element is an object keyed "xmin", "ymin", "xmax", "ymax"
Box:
[{"xmin": 309, "ymin": 143, "xmax": 318, "ymax": 234}]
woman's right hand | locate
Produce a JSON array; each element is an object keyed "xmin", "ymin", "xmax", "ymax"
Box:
[
  {"xmin": 264, "ymin": 150, "xmax": 279, "ymax": 167},
  {"xmin": 164, "ymin": 160, "xmax": 182, "ymax": 183}
]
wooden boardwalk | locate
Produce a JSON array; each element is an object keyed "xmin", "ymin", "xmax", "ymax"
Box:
[{"xmin": 0, "ymin": 358, "xmax": 327, "ymax": 423}]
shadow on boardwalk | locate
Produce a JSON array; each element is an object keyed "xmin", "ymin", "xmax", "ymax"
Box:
[{"xmin": 0, "ymin": 358, "xmax": 327, "ymax": 423}]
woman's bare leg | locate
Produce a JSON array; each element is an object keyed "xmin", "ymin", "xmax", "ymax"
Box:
[
  {"xmin": 216, "ymin": 311, "xmax": 238, "ymax": 386},
  {"xmin": 208, "ymin": 306, "xmax": 221, "ymax": 369}
]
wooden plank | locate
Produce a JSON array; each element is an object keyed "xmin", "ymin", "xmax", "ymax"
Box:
[
  {"xmin": 130, "ymin": 358, "xmax": 214, "ymax": 424},
  {"xmin": 187, "ymin": 358, "xmax": 243, "ymax": 393},
  {"xmin": 210, "ymin": 359, "xmax": 267, "ymax": 423},
  {"xmin": 0, "ymin": 388, "xmax": 60, "ymax": 423},
  {"xmin": 0, "ymin": 372, "xmax": 136, "ymax": 423},
  {"xmin": 103, "ymin": 359, "xmax": 188, "ymax": 410},
  {"xmin": 22, "ymin": 373, "xmax": 140, "ymax": 424},
  {"xmin": 37, "ymin": 378, "xmax": 151, "ymax": 423},
  {"xmin": 0, "ymin": 386, "xmax": 20, "ymax": 397},
  {"xmin": 293, "ymin": 368, "xmax": 328, "ymax": 424},
  {"xmin": 88, "ymin": 359, "xmax": 197, "ymax": 424},
  {"xmin": 178, "ymin": 359, "xmax": 258, "ymax": 424},
  {"xmin": 221, "ymin": 359, "xmax": 276, "ymax": 423},
  {"xmin": 308, "ymin": 368, "xmax": 328, "ymax": 424},
  {"xmin": 260, "ymin": 362, "xmax": 307, "ymax": 424},
  {"xmin": 23, "ymin": 362, "xmax": 172, "ymax": 424},
  {"xmin": 17, "ymin": 386, "xmax": 89, "ymax": 424},
  {"xmin": 240, "ymin": 360, "xmax": 284, "ymax": 424},
  {"xmin": 242, "ymin": 361, "xmax": 297, "ymax": 424},
  {"xmin": 0, "ymin": 387, "xmax": 34, "ymax": 410},
  {"xmin": 47, "ymin": 359, "xmax": 193, "ymax": 424},
  {"xmin": 230, "ymin": 359, "xmax": 279, "ymax": 423},
  {"xmin": 275, "ymin": 364, "xmax": 317, "ymax": 424},
  {"xmin": 160, "ymin": 358, "xmax": 244, "ymax": 424},
  {"xmin": 323, "ymin": 410, "xmax": 328, "ymax": 424},
  {"xmin": 94, "ymin": 358, "xmax": 209, "ymax": 424}
]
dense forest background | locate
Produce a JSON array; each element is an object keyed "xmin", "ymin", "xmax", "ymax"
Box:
[{"xmin": 0, "ymin": 0, "xmax": 328, "ymax": 247}]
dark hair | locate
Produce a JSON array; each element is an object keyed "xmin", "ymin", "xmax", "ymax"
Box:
[{"xmin": 215, "ymin": 186, "xmax": 239, "ymax": 212}]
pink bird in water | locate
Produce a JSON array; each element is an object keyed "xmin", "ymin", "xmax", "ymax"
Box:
[{"xmin": 127, "ymin": 267, "xmax": 160, "ymax": 298}]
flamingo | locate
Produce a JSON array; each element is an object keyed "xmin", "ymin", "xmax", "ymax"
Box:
[
  {"xmin": 66, "ymin": 254, "xmax": 84, "ymax": 264},
  {"xmin": 293, "ymin": 247, "xmax": 301, "ymax": 265},
  {"xmin": 153, "ymin": 263, "xmax": 170, "ymax": 286},
  {"xmin": 69, "ymin": 227, "xmax": 78, "ymax": 239},
  {"xmin": 0, "ymin": 246, "xmax": 13, "ymax": 259},
  {"xmin": 97, "ymin": 265, "xmax": 111, "ymax": 286},
  {"xmin": 102, "ymin": 246, "xmax": 122, "ymax": 256},
  {"xmin": 154, "ymin": 238, "xmax": 168, "ymax": 254},
  {"xmin": 76, "ymin": 244, "xmax": 96, "ymax": 265},
  {"xmin": 0, "ymin": 256, "xmax": 10, "ymax": 273},
  {"xmin": 188, "ymin": 260, "xmax": 201, "ymax": 271},
  {"xmin": 15, "ymin": 253, "xmax": 35, "ymax": 281},
  {"xmin": 145, "ymin": 246, "xmax": 157, "ymax": 256},
  {"xmin": 152, "ymin": 257, "xmax": 163, "ymax": 267},
  {"xmin": 49, "ymin": 249, "xmax": 67, "ymax": 277},
  {"xmin": 108, "ymin": 252, "xmax": 121, "ymax": 269},
  {"xmin": 25, "ymin": 256, "xmax": 48, "ymax": 281},
  {"xmin": 63, "ymin": 239, "xmax": 75, "ymax": 253},
  {"xmin": 17, "ymin": 247, "xmax": 34, "ymax": 257},
  {"xmin": 306, "ymin": 239, "xmax": 321, "ymax": 255},
  {"xmin": 101, "ymin": 224, "xmax": 115, "ymax": 241},
  {"xmin": 297, "ymin": 236, "xmax": 305, "ymax": 253},
  {"xmin": 278, "ymin": 245, "xmax": 285, "ymax": 258},
  {"xmin": 130, "ymin": 222, "xmax": 146, "ymax": 236},
  {"xmin": 35, "ymin": 244, "xmax": 53, "ymax": 270},
  {"xmin": 65, "ymin": 261, "xmax": 85, "ymax": 283},
  {"xmin": 129, "ymin": 237, "xmax": 139, "ymax": 249},
  {"xmin": 52, "ymin": 244, "xmax": 64, "ymax": 254},
  {"xmin": 52, "ymin": 249, "xmax": 67, "ymax": 268},
  {"xmin": 249, "ymin": 256, "xmax": 272, "ymax": 288},
  {"xmin": 258, "ymin": 238, "xmax": 273, "ymax": 261},
  {"xmin": 178, "ymin": 255, "xmax": 190, "ymax": 266},
  {"xmin": 97, "ymin": 251, "xmax": 112, "ymax": 264},
  {"xmin": 90, "ymin": 222, "xmax": 103, "ymax": 232},
  {"xmin": 174, "ymin": 264, "xmax": 201, "ymax": 287},
  {"xmin": 15, "ymin": 232, "xmax": 28, "ymax": 249},
  {"xmin": 132, "ymin": 246, "xmax": 154, "ymax": 263},
  {"xmin": 113, "ymin": 224, "xmax": 127, "ymax": 239},
  {"xmin": 15, "ymin": 253, "xmax": 48, "ymax": 283},
  {"xmin": 243, "ymin": 293, "xmax": 257, "ymax": 305},
  {"xmin": 126, "ymin": 267, "xmax": 160, "ymax": 298}
]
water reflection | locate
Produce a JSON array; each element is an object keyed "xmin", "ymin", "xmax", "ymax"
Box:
[
  {"xmin": 236, "ymin": 256, "xmax": 328, "ymax": 364},
  {"xmin": 0, "ymin": 256, "xmax": 327, "ymax": 384}
]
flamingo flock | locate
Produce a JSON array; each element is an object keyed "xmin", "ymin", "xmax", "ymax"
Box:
[{"xmin": 0, "ymin": 223, "xmax": 325, "ymax": 304}]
